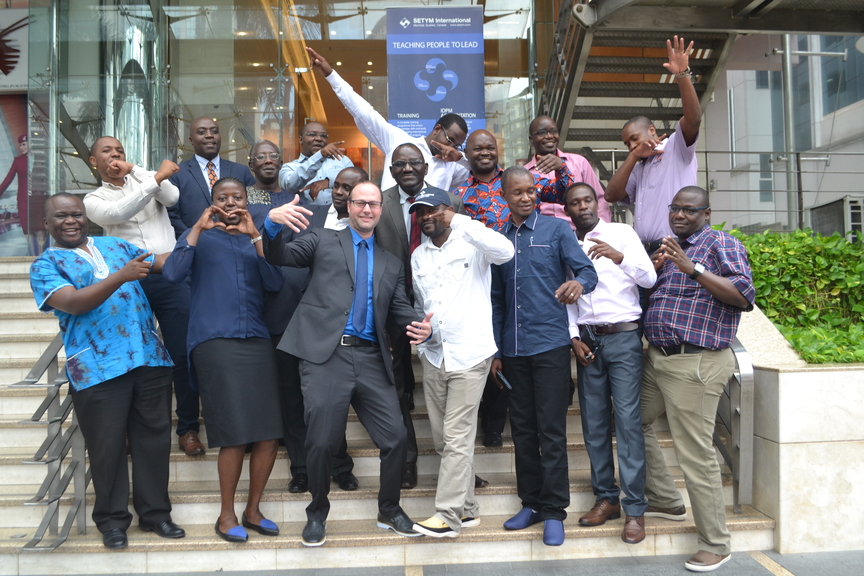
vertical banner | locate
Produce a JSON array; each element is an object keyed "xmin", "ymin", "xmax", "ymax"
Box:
[{"xmin": 386, "ymin": 7, "xmax": 485, "ymax": 137}]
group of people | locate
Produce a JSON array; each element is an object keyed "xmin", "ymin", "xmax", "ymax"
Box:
[{"xmin": 29, "ymin": 36, "xmax": 754, "ymax": 573}]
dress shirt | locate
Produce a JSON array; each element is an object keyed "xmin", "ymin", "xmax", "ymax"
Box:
[
  {"xmin": 566, "ymin": 220, "xmax": 657, "ymax": 337},
  {"xmin": 524, "ymin": 149, "xmax": 612, "ymax": 226},
  {"xmin": 454, "ymin": 166, "xmax": 574, "ymax": 232},
  {"xmin": 195, "ymin": 155, "xmax": 220, "ymax": 191},
  {"xmin": 623, "ymin": 122, "xmax": 699, "ymax": 243},
  {"xmin": 279, "ymin": 151, "xmax": 354, "ymax": 205},
  {"xmin": 491, "ymin": 211, "xmax": 597, "ymax": 358},
  {"xmin": 343, "ymin": 228, "xmax": 377, "ymax": 342},
  {"xmin": 83, "ymin": 165, "xmax": 179, "ymax": 255},
  {"xmin": 323, "ymin": 203, "xmax": 350, "ymax": 231},
  {"xmin": 646, "ymin": 225, "xmax": 755, "ymax": 350},
  {"xmin": 412, "ymin": 214, "xmax": 514, "ymax": 371},
  {"xmin": 325, "ymin": 70, "xmax": 470, "ymax": 191}
]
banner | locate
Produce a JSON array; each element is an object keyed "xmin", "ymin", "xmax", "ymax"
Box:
[
  {"xmin": 0, "ymin": 9, "xmax": 29, "ymax": 93},
  {"xmin": 386, "ymin": 7, "xmax": 485, "ymax": 137}
]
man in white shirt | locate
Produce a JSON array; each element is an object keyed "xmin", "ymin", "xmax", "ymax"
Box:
[
  {"xmin": 307, "ymin": 47, "xmax": 470, "ymax": 192},
  {"xmin": 409, "ymin": 189, "xmax": 514, "ymax": 538},
  {"xmin": 279, "ymin": 122, "xmax": 354, "ymax": 205},
  {"xmin": 564, "ymin": 182, "xmax": 656, "ymax": 544},
  {"xmin": 83, "ymin": 136, "xmax": 205, "ymax": 457}
]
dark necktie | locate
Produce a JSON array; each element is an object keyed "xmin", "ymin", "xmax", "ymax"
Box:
[
  {"xmin": 206, "ymin": 161, "xmax": 218, "ymax": 189},
  {"xmin": 352, "ymin": 240, "xmax": 369, "ymax": 333},
  {"xmin": 407, "ymin": 196, "xmax": 422, "ymax": 254}
]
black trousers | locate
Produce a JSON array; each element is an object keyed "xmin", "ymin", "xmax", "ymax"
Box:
[
  {"xmin": 387, "ymin": 327, "xmax": 418, "ymax": 464},
  {"xmin": 503, "ymin": 345, "xmax": 572, "ymax": 521},
  {"xmin": 480, "ymin": 373, "xmax": 509, "ymax": 435},
  {"xmin": 70, "ymin": 366, "xmax": 173, "ymax": 533},
  {"xmin": 271, "ymin": 334, "xmax": 353, "ymax": 477},
  {"xmin": 300, "ymin": 345, "xmax": 407, "ymax": 521}
]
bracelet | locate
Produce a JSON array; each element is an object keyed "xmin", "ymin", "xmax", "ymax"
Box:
[
  {"xmin": 675, "ymin": 67, "xmax": 692, "ymax": 79},
  {"xmin": 250, "ymin": 235, "xmax": 263, "ymax": 245}
]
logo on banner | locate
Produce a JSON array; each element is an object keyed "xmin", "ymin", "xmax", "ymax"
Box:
[
  {"xmin": 400, "ymin": 18, "xmax": 411, "ymax": 28},
  {"xmin": 413, "ymin": 58, "xmax": 458, "ymax": 102}
]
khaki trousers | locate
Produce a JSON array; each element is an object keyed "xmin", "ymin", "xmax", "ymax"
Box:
[
  {"xmin": 641, "ymin": 345, "xmax": 733, "ymax": 556},
  {"xmin": 421, "ymin": 355, "xmax": 493, "ymax": 531}
]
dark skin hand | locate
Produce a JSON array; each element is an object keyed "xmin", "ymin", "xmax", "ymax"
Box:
[
  {"xmin": 585, "ymin": 237, "xmax": 624, "ymax": 265},
  {"xmin": 656, "ymin": 235, "xmax": 750, "ymax": 308},
  {"xmin": 428, "ymin": 139, "xmax": 464, "ymax": 162},
  {"xmin": 319, "ymin": 141, "xmax": 346, "ymax": 160},
  {"xmin": 554, "ymin": 280, "xmax": 584, "ymax": 305},
  {"xmin": 532, "ymin": 154, "xmax": 565, "ymax": 174},
  {"xmin": 571, "ymin": 338, "xmax": 594, "ymax": 367},
  {"xmin": 301, "ymin": 179, "xmax": 330, "ymax": 201},
  {"xmin": 490, "ymin": 358, "xmax": 504, "ymax": 389}
]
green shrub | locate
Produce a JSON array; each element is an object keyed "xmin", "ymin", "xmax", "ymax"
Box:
[{"xmin": 728, "ymin": 228, "xmax": 864, "ymax": 363}]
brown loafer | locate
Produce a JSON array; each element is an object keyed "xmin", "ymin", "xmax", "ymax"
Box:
[
  {"xmin": 645, "ymin": 504, "xmax": 687, "ymax": 521},
  {"xmin": 684, "ymin": 550, "xmax": 731, "ymax": 572},
  {"xmin": 621, "ymin": 515, "xmax": 645, "ymax": 544},
  {"xmin": 578, "ymin": 499, "xmax": 621, "ymax": 526},
  {"xmin": 179, "ymin": 430, "xmax": 205, "ymax": 456}
]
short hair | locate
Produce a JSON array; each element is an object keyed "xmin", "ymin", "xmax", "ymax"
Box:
[
  {"xmin": 392, "ymin": 142, "xmax": 423, "ymax": 160},
  {"xmin": 436, "ymin": 113, "xmax": 468, "ymax": 134},
  {"xmin": 89, "ymin": 136, "xmax": 118, "ymax": 158},
  {"xmin": 249, "ymin": 140, "xmax": 280, "ymax": 159},
  {"xmin": 347, "ymin": 180, "xmax": 383, "ymax": 202},
  {"xmin": 565, "ymin": 182, "xmax": 597, "ymax": 202},
  {"xmin": 622, "ymin": 116, "xmax": 652, "ymax": 131},
  {"xmin": 676, "ymin": 185, "xmax": 710, "ymax": 206},
  {"xmin": 501, "ymin": 165, "xmax": 534, "ymax": 192},
  {"xmin": 44, "ymin": 192, "xmax": 83, "ymax": 213},
  {"xmin": 300, "ymin": 121, "xmax": 325, "ymax": 135},
  {"xmin": 528, "ymin": 115, "xmax": 555, "ymax": 134},
  {"xmin": 340, "ymin": 166, "xmax": 369, "ymax": 181},
  {"xmin": 211, "ymin": 176, "xmax": 246, "ymax": 196}
]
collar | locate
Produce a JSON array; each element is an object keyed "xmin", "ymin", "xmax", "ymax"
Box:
[
  {"xmin": 467, "ymin": 167, "xmax": 503, "ymax": 186},
  {"xmin": 398, "ymin": 183, "xmax": 428, "ymax": 204},
  {"xmin": 349, "ymin": 226, "xmax": 375, "ymax": 247},
  {"xmin": 505, "ymin": 209, "xmax": 539, "ymax": 233},
  {"xmin": 679, "ymin": 224, "xmax": 712, "ymax": 246},
  {"xmin": 579, "ymin": 218, "xmax": 607, "ymax": 240},
  {"xmin": 195, "ymin": 155, "xmax": 220, "ymax": 170}
]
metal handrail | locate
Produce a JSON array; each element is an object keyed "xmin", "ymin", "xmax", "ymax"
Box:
[{"xmin": 10, "ymin": 334, "xmax": 89, "ymax": 552}]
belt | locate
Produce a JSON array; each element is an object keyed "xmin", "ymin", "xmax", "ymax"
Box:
[
  {"xmin": 656, "ymin": 343, "xmax": 707, "ymax": 356},
  {"xmin": 643, "ymin": 239, "xmax": 663, "ymax": 253},
  {"xmin": 340, "ymin": 335, "xmax": 377, "ymax": 348},
  {"xmin": 588, "ymin": 322, "xmax": 639, "ymax": 335}
]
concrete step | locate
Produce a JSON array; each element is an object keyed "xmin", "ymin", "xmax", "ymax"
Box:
[
  {"xmin": 0, "ymin": 335, "xmax": 63, "ymax": 361},
  {"xmin": 0, "ymin": 313, "xmax": 59, "ymax": 336},
  {"xmin": 0, "ymin": 274, "xmax": 33, "ymax": 293},
  {"xmin": 0, "ymin": 294, "xmax": 38, "ymax": 313},
  {"xmin": 0, "ymin": 361, "xmax": 65, "ymax": 387},
  {"xmin": 0, "ymin": 506, "xmax": 774, "ymax": 574},
  {"xmin": 0, "ymin": 257, "xmax": 33, "ymax": 275}
]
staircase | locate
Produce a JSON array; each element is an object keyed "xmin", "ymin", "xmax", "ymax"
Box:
[{"xmin": 0, "ymin": 256, "xmax": 774, "ymax": 574}]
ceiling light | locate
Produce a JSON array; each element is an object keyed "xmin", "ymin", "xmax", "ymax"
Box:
[
  {"xmin": 336, "ymin": 61, "xmax": 342, "ymax": 66},
  {"xmin": 367, "ymin": 61, "xmax": 373, "ymax": 65},
  {"xmin": 236, "ymin": 31, "xmax": 248, "ymax": 36}
]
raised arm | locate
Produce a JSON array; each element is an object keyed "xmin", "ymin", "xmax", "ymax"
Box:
[
  {"xmin": 665, "ymin": 35, "xmax": 702, "ymax": 147},
  {"xmin": 84, "ymin": 164, "xmax": 170, "ymax": 226}
]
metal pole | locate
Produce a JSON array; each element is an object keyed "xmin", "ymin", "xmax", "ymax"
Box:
[{"xmin": 781, "ymin": 35, "xmax": 798, "ymax": 231}]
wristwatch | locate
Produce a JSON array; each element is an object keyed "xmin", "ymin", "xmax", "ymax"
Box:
[{"xmin": 689, "ymin": 262, "xmax": 705, "ymax": 280}]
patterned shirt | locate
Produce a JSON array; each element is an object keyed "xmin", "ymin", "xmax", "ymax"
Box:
[
  {"xmin": 454, "ymin": 165, "xmax": 574, "ymax": 232},
  {"xmin": 30, "ymin": 236, "xmax": 172, "ymax": 391},
  {"xmin": 645, "ymin": 225, "xmax": 755, "ymax": 350}
]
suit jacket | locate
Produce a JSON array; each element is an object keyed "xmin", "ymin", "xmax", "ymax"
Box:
[
  {"xmin": 167, "ymin": 157, "xmax": 255, "ymax": 237},
  {"xmin": 264, "ymin": 226, "xmax": 420, "ymax": 385}
]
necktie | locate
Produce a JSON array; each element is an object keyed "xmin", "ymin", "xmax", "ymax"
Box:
[
  {"xmin": 407, "ymin": 196, "xmax": 422, "ymax": 254},
  {"xmin": 206, "ymin": 161, "xmax": 218, "ymax": 189},
  {"xmin": 352, "ymin": 240, "xmax": 368, "ymax": 333}
]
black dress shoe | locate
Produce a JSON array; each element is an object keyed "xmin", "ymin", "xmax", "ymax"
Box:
[
  {"xmin": 333, "ymin": 470, "xmax": 359, "ymax": 491},
  {"xmin": 102, "ymin": 528, "xmax": 128, "ymax": 549},
  {"xmin": 483, "ymin": 432, "xmax": 503, "ymax": 447},
  {"xmin": 301, "ymin": 520, "xmax": 326, "ymax": 547},
  {"xmin": 401, "ymin": 462, "xmax": 418, "ymax": 489},
  {"xmin": 139, "ymin": 520, "xmax": 186, "ymax": 539},
  {"xmin": 377, "ymin": 512, "xmax": 422, "ymax": 537},
  {"xmin": 288, "ymin": 473, "xmax": 309, "ymax": 493},
  {"xmin": 475, "ymin": 474, "xmax": 489, "ymax": 489}
]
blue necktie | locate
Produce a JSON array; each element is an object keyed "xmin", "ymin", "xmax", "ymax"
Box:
[{"xmin": 352, "ymin": 240, "xmax": 368, "ymax": 333}]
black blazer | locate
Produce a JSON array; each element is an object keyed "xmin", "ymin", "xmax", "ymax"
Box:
[
  {"xmin": 167, "ymin": 157, "xmax": 255, "ymax": 237},
  {"xmin": 264, "ymin": 226, "xmax": 420, "ymax": 384}
]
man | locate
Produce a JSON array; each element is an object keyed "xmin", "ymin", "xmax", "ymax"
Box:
[
  {"xmin": 490, "ymin": 166, "xmax": 597, "ymax": 547},
  {"xmin": 325, "ymin": 167, "xmax": 367, "ymax": 230},
  {"xmin": 524, "ymin": 115, "xmax": 611, "ymax": 227},
  {"xmin": 563, "ymin": 183, "xmax": 656, "ymax": 544},
  {"xmin": 642, "ymin": 186, "xmax": 754, "ymax": 572},
  {"xmin": 376, "ymin": 142, "xmax": 465, "ymax": 488},
  {"xmin": 604, "ymin": 36, "xmax": 702, "ymax": 254},
  {"xmin": 168, "ymin": 117, "xmax": 255, "ymax": 236},
  {"xmin": 263, "ymin": 182, "xmax": 433, "ymax": 547},
  {"xmin": 279, "ymin": 121, "xmax": 354, "ymax": 205},
  {"xmin": 245, "ymin": 140, "xmax": 297, "ymax": 228},
  {"xmin": 83, "ymin": 137, "xmax": 204, "ymax": 457},
  {"xmin": 307, "ymin": 47, "xmax": 470, "ymax": 192},
  {"xmin": 409, "ymin": 189, "xmax": 514, "ymax": 538},
  {"xmin": 30, "ymin": 194, "xmax": 184, "ymax": 549}
]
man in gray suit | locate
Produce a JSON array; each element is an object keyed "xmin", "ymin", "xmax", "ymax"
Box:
[
  {"xmin": 376, "ymin": 142, "xmax": 464, "ymax": 488},
  {"xmin": 263, "ymin": 182, "xmax": 433, "ymax": 547}
]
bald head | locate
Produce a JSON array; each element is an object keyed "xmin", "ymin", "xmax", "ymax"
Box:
[{"xmin": 466, "ymin": 129, "xmax": 498, "ymax": 176}]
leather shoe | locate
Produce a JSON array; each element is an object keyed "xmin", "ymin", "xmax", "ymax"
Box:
[
  {"xmin": 301, "ymin": 520, "xmax": 326, "ymax": 547},
  {"xmin": 288, "ymin": 473, "xmax": 308, "ymax": 493},
  {"xmin": 242, "ymin": 513, "xmax": 279, "ymax": 536},
  {"xmin": 645, "ymin": 504, "xmax": 687, "ymax": 521},
  {"xmin": 178, "ymin": 430, "xmax": 205, "ymax": 456},
  {"xmin": 483, "ymin": 432, "xmax": 503, "ymax": 447},
  {"xmin": 474, "ymin": 474, "xmax": 489, "ymax": 489},
  {"xmin": 621, "ymin": 515, "xmax": 645, "ymax": 544},
  {"xmin": 139, "ymin": 520, "xmax": 185, "ymax": 539},
  {"xmin": 685, "ymin": 550, "xmax": 731, "ymax": 572},
  {"xmin": 543, "ymin": 519, "xmax": 565, "ymax": 546},
  {"xmin": 102, "ymin": 528, "xmax": 127, "ymax": 549},
  {"xmin": 503, "ymin": 507, "xmax": 542, "ymax": 530},
  {"xmin": 215, "ymin": 520, "xmax": 248, "ymax": 543},
  {"xmin": 578, "ymin": 498, "xmax": 621, "ymax": 526},
  {"xmin": 401, "ymin": 462, "xmax": 418, "ymax": 489},
  {"xmin": 333, "ymin": 470, "xmax": 359, "ymax": 491},
  {"xmin": 377, "ymin": 511, "xmax": 422, "ymax": 537}
]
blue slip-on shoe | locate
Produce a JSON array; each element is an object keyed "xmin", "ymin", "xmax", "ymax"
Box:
[
  {"xmin": 242, "ymin": 513, "xmax": 279, "ymax": 536},
  {"xmin": 503, "ymin": 507, "xmax": 542, "ymax": 530},
  {"xmin": 215, "ymin": 521, "xmax": 248, "ymax": 543},
  {"xmin": 543, "ymin": 519, "xmax": 565, "ymax": 546}
]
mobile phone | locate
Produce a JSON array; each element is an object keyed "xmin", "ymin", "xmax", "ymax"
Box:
[{"xmin": 496, "ymin": 371, "xmax": 513, "ymax": 390}]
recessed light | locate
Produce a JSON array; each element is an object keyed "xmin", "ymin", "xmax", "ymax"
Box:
[
  {"xmin": 236, "ymin": 31, "xmax": 248, "ymax": 36},
  {"xmin": 367, "ymin": 61, "xmax": 373, "ymax": 65},
  {"xmin": 366, "ymin": 70, "xmax": 372, "ymax": 73},
  {"xmin": 366, "ymin": 30, "xmax": 372, "ymax": 35},
  {"xmin": 336, "ymin": 61, "xmax": 342, "ymax": 66},
  {"xmin": 331, "ymin": 30, "xmax": 337, "ymax": 36},
  {"xmin": 368, "ymin": 86, "xmax": 374, "ymax": 90},
  {"xmin": 251, "ymin": 63, "xmax": 262, "ymax": 67}
]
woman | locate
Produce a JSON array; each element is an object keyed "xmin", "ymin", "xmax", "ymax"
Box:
[
  {"xmin": 163, "ymin": 177, "xmax": 284, "ymax": 543},
  {"xmin": 0, "ymin": 135, "xmax": 46, "ymax": 255}
]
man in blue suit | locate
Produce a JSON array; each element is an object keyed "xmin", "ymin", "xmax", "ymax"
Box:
[{"xmin": 168, "ymin": 117, "xmax": 255, "ymax": 237}]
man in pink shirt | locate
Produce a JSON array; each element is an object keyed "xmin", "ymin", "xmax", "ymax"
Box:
[{"xmin": 524, "ymin": 116, "xmax": 611, "ymax": 228}]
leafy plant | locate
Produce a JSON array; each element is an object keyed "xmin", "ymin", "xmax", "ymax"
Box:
[{"xmin": 728, "ymin": 228, "xmax": 864, "ymax": 364}]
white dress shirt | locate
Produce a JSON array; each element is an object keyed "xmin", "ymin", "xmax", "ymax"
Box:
[
  {"xmin": 566, "ymin": 219, "xmax": 657, "ymax": 338},
  {"xmin": 326, "ymin": 71, "xmax": 470, "ymax": 192},
  {"xmin": 83, "ymin": 165, "xmax": 180, "ymax": 255},
  {"xmin": 323, "ymin": 203, "xmax": 350, "ymax": 231},
  {"xmin": 412, "ymin": 214, "xmax": 514, "ymax": 371},
  {"xmin": 279, "ymin": 151, "xmax": 353, "ymax": 205},
  {"xmin": 195, "ymin": 154, "xmax": 220, "ymax": 192}
]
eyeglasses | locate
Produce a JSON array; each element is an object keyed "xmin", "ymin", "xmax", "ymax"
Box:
[
  {"xmin": 303, "ymin": 131, "xmax": 328, "ymax": 139},
  {"xmin": 668, "ymin": 204, "xmax": 710, "ymax": 215},
  {"xmin": 443, "ymin": 132, "xmax": 465, "ymax": 151},
  {"xmin": 349, "ymin": 199, "xmax": 383, "ymax": 210},
  {"xmin": 530, "ymin": 128, "xmax": 559, "ymax": 138},
  {"xmin": 391, "ymin": 159, "xmax": 426, "ymax": 170},
  {"xmin": 253, "ymin": 153, "xmax": 281, "ymax": 162}
]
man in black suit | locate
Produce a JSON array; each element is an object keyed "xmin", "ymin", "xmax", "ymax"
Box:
[
  {"xmin": 167, "ymin": 117, "xmax": 255, "ymax": 237},
  {"xmin": 376, "ymin": 142, "xmax": 464, "ymax": 489},
  {"xmin": 263, "ymin": 181, "xmax": 433, "ymax": 547}
]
